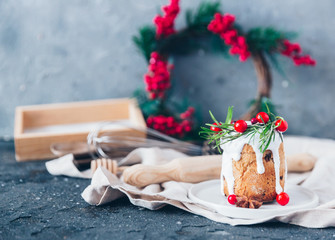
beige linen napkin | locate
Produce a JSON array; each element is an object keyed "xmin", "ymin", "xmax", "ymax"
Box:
[{"xmin": 46, "ymin": 136, "xmax": 335, "ymax": 228}]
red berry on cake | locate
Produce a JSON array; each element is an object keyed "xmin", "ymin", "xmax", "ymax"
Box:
[
  {"xmin": 234, "ymin": 120, "xmax": 247, "ymax": 133},
  {"xmin": 276, "ymin": 192, "xmax": 289, "ymax": 206},
  {"xmin": 251, "ymin": 117, "xmax": 258, "ymax": 124},
  {"xmin": 256, "ymin": 112, "xmax": 270, "ymax": 124},
  {"xmin": 228, "ymin": 194, "xmax": 237, "ymax": 205},
  {"xmin": 210, "ymin": 123, "xmax": 221, "ymax": 132},
  {"xmin": 275, "ymin": 119, "xmax": 288, "ymax": 132}
]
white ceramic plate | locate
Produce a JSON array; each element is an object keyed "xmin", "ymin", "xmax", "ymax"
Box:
[{"xmin": 189, "ymin": 180, "xmax": 318, "ymax": 220}]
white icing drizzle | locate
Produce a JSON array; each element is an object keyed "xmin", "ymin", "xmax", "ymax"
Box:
[{"xmin": 220, "ymin": 130, "xmax": 284, "ymax": 195}]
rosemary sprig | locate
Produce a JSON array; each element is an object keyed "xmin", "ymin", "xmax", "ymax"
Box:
[{"xmin": 199, "ymin": 106, "xmax": 284, "ymax": 153}]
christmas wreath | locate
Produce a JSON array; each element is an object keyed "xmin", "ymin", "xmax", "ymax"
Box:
[{"xmin": 133, "ymin": 0, "xmax": 315, "ymax": 139}]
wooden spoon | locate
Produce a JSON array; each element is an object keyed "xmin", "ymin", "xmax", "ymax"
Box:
[{"xmin": 90, "ymin": 153, "xmax": 317, "ymax": 188}]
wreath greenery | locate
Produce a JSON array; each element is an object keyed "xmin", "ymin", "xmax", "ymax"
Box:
[{"xmin": 133, "ymin": 0, "xmax": 315, "ymax": 140}]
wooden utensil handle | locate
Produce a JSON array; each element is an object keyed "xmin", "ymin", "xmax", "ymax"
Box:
[
  {"xmin": 122, "ymin": 153, "xmax": 317, "ymax": 188},
  {"xmin": 122, "ymin": 155, "xmax": 221, "ymax": 188},
  {"xmin": 286, "ymin": 153, "xmax": 316, "ymax": 172}
]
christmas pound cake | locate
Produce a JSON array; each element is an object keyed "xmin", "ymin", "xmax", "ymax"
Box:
[{"xmin": 200, "ymin": 106, "xmax": 289, "ymax": 209}]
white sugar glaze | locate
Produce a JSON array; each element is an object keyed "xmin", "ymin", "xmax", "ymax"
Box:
[{"xmin": 220, "ymin": 130, "xmax": 284, "ymax": 196}]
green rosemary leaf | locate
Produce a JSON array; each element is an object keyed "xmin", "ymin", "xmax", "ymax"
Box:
[
  {"xmin": 265, "ymin": 102, "xmax": 271, "ymax": 115},
  {"xmin": 262, "ymin": 130, "xmax": 273, "ymax": 152},
  {"xmin": 272, "ymin": 131, "xmax": 276, "ymax": 141},
  {"xmin": 209, "ymin": 110, "xmax": 219, "ymax": 125},
  {"xmin": 225, "ymin": 106, "xmax": 234, "ymax": 124},
  {"xmin": 201, "ymin": 107, "xmax": 285, "ymax": 154}
]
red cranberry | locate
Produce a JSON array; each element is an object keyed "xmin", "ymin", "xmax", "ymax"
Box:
[
  {"xmin": 234, "ymin": 120, "xmax": 247, "ymax": 133},
  {"xmin": 276, "ymin": 192, "xmax": 289, "ymax": 206},
  {"xmin": 210, "ymin": 123, "xmax": 221, "ymax": 132},
  {"xmin": 251, "ymin": 117, "xmax": 258, "ymax": 125},
  {"xmin": 275, "ymin": 119, "xmax": 288, "ymax": 132},
  {"xmin": 256, "ymin": 112, "xmax": 270, "ymax": 124},
  {"xmin": 228, "ymin": 194, "xmax": 237, "ymax": 205}
]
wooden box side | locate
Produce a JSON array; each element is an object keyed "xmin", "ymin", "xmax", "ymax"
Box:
[
  {"xmin": 15, "ymin": 132, "xmax": 89, "ymax": 161},
  {"xmin": 128, "ymin": 99, "xmax": 147, "ymax": 129},
  {"xmin": 14, "ymin": 107, "xmax": 24, "ymax": 136},
  {"xmin": 21, "ymin": 98, "xmax": 131, "ymax": 129}
]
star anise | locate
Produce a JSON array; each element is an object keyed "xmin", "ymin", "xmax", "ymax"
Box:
[{"xmin": 236, "ymin": 196, "xmax": 263, "ymax": 209}]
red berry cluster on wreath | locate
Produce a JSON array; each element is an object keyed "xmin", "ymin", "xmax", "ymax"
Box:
[
  {"xmin": 208, "ymin": 13, "xmax": 250, "ymax": 62},
  {"xmin": 153, "ymin": 0, "xmax": 180, "ymax": 38},
  {"xmin": 144, "ymin": 52, "xmax": 172, "ymax": 99},
  {"xmin": 281, "ymin": 40, "xmax": 316, "ymax": 66},
  {"xmin": 180, "ymin": 106, "xmax": 195, "ymax": 120},
  {"xmin": 146, "ymin": 107, "xmax": 194, "ymax": 137}
]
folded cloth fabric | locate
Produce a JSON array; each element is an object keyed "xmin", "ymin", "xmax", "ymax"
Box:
[{"xmin": 46, "ymin": 136, "xmax": 335, "ymax": 228}]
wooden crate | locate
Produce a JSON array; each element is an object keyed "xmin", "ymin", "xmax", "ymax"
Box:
[{"xmin": 14, "ymin": 98, "xmax": 146, "ymax": 161}]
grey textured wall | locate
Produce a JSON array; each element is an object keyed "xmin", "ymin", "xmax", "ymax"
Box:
[{"xmin": 0, "ymin": 0, "xmax": 334, "ymax": 138}]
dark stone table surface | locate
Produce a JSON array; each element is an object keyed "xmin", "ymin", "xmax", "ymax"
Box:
[{"xmin": 1, "ymin": 141, "xmax": 334, "ymax": 240}]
